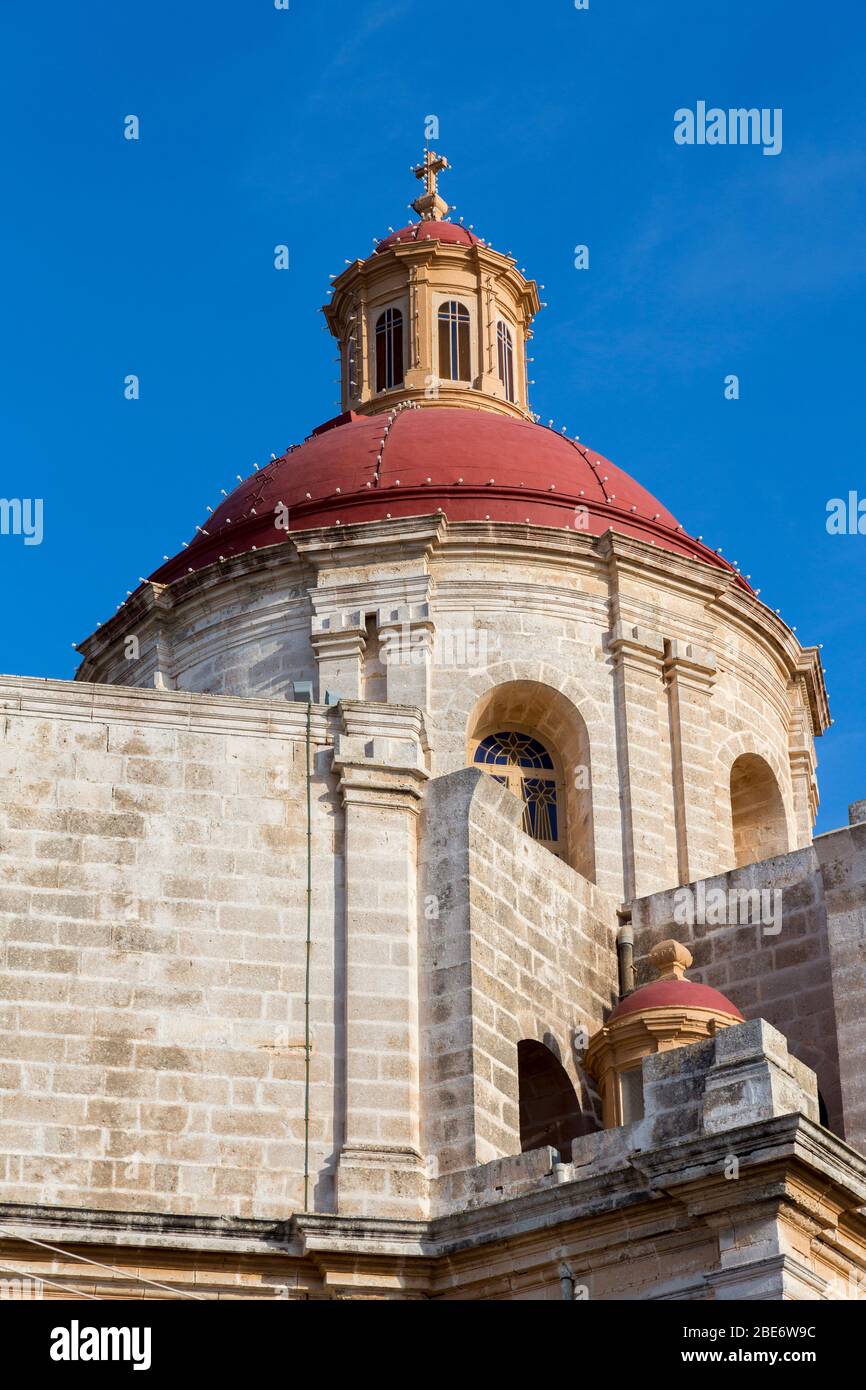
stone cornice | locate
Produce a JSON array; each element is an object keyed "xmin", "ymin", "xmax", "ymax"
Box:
[
  {"xmin": 600, "ymin": 530, "xmax": 830, "ymax": 736},
  {"xmin": 325, "ymin": 238, "xmax": 539, "ymax": 316},
  {"xmin": 293, "ymin": 516, "xmax": 445, "ymax": 577},
  {"xmin": 0, "ymin": 675, "xmax": 337, "ymax": 743},
  {"xmin": 68, "ymin": 514, "xmax": 829, "ymax": 743},
  {"xmin": 607, "ymin": 622, "xmax": 666, "ymax": 682},
  {"xmin": 74, "ymin": 541, "xmax": 312, "ymax": 676},
  {"xmin": 338, "ymin": 698, "xmax": 429, "ymax": 748},
  {"xmin": 4, "ymin": 1113, "xmax": 862, "ymax": 1269}
]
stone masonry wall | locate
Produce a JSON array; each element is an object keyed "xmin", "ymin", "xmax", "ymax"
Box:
[
  {"xmin": 0, "ymin": 678, "xmax": 340, "ymax": 1221},
  {"xmin": 420, "ymin": 769, "xmax": 619, "ymax": 1176},
  {"xmin": 814, "ymin": 818, "xmax": 866, "ymax": 1152},
  {"xmin": 631, "ymin": 846, "xmax": 847, "ymax": 1138}
]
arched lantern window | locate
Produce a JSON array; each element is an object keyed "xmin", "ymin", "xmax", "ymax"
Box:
[
  {"xmin": 375, "ymin": 307, "xmax": 404, "ymax": 391},
  {"xmin": 473, "ymin": 730, "xmax": 561, "ymax": 852},
  {"xmin": 438, "ymin": 300, "xmax": 471, "ymax": 382},
  {"xmin": 497, "ymin": 320, "xmax": 515, "ymax": 402}
]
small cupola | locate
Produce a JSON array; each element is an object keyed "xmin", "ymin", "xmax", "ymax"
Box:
[
  {"xmin": 323, "ymin": 150, "xmax": 541, "ymax": 420},
  {"xmin": 585, "ymin": 940, "xmax": 744, "ymax": 1128}
]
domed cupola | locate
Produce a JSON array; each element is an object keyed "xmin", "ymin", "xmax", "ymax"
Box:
[
  {"xmin": 323, "ymin": 149, "xmax": 541, "ymax": 421},
  {"xmin": 585, "ymin": 940, "xmax": 744, "ymax": 1128}
]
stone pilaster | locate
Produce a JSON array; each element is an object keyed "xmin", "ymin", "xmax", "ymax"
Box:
[
  {"xmin": 356, "ymin": 283, "xmax": 370, "ymax": 407},
  {"xmin": 333, "ymin": 702, "xmax": 430, "ymax": 1218},
  {"xmin": 377, "ymin": 603, "xmax": 436, "ymax": 709},
  {"xmin": 664, "ymin": 639, "xmax": 718, "ymax": 884},
  {"xmin": 609, "ymin": 622, "xmax": 678, "ymax": 899},
  {"xmin": 310, "ymin": 612, "xmax": 366, "ymax": 702},
  {"xmin": 403, "ymin": 264, "xmax": 432, "ymax": 393},
  {"xmin": 789, "ymin": 702, "xmax": 818, "ymax": 849}
]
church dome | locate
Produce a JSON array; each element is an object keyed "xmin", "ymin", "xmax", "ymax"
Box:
[
  {"xmin": 374, "ymin": 220, "xmax": 484, "ymax": 254},
  {"xmin": 148, "ymin": 406, "xmax": 751, "ymax": 587},
  {"xmin": 585, "ymin": 940, "xmax": 745, "ymax": 1128},
  {"xmin": 607, "ymin": 977, "xmax": 743, "ymax": 1024}
]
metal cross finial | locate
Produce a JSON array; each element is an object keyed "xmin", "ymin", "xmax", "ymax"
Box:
[{"xmin": 411, "ymin": 149, "xmax": 450, "ymax": 221}]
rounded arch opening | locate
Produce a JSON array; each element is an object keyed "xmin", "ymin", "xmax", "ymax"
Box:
[
  {"xmin": 375, "ymin": 306, "xmax": 404, "ymax": 391},
  {"xmin": 437, "ymin": 299, "xmax": 471, "ymax": 382},
  {"xmin": 517, "ymin": 1040, "xmax": 597, "ymax": 1155},
  {"xmin": 730, "ymin": 752, "xmax": 789, "ymax": 867},
  {"xmin": 467, "ymin": 680, "xmax": 596, "ymax": 881}
]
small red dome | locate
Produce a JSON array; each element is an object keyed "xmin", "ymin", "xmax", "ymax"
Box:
[
  {"xmin": 148, "ymin": 408, "xmax": 751, "ymax": 587},
  {"xmin": 607, "ymin": 978, "xmax": 743, "ymax": 1024},
  {"xmin": 374, "ymin": 220, "xmax": 484, "ymax": 253}
]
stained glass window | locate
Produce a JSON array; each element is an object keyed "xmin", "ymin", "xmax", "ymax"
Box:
[{"xmin": 473, "ymin": 731, "xmax": 560, "ymax": 850}]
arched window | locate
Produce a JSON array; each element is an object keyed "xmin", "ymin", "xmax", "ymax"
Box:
[
  {"xmin": 473, "ymin": 730, "xmax": 561, "ymax": 854},
  {"xmin": 438, "ymin": 300, "xmax": 471, "ymax": 381},
  {"xmin": 497, "ymin": 320, "xmax": 515, "ymax": 402},
  {"xmin": 375, "ymin": 307, "xmax": 404, "ymax": 391}
]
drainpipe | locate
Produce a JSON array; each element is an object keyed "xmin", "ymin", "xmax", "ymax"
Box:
[
  {"xmin": 616, "ymin": 910, "xmax": 635, "ymax": 998},
  {"xmin": 559, "ymin": 1262, "xmax": 576, "ymax": 1301},
  {"xmin": 303, "ymin": 699, "xmax": 312, "ymax": 1212}
]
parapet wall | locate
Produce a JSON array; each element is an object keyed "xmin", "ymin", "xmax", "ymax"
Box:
[
  {"xmin": 631, "ymin": 818, "xmax": 866, "ymax": 1152},
  {"xmin": 419, "ymin": 768, "xmax": 619, "ymax": 1175},
  {"xmin": 433, "ymin": 1017, "xmax": 819, "ymax": 1215}
]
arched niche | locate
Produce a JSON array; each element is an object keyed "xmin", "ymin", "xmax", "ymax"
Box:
[{"xmin": 730, "ymin": 752, "xmax": 789, "ymax": 867}]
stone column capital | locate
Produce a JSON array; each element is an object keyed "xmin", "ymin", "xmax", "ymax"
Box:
[
  {"xmin": 608, "ymin": 623, "xmax": 665, "ymax": 678},
  {"xmin": 333, "ymin": 703, "xmax": 429, "ymax": 812},
  {"xmin": 663, "ymin": 639, "xmax": 717, "ymax": 692},
  {"xmin": 310, "ymin": 612, "xmax": 367, "ymax": 702},
  {"xmin": 310, "ymin": 621, "xmax": 367, "ymax": 660},
  {"xmin": 334, "ymin": 752, "xmax": 428, "ymax": 813}
]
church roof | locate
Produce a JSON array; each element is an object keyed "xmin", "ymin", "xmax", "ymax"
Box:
[
  {"xmin": 148, "ymin": 407, "xmax": 752, "ymax": 587},
  {"xmin": 374, "ymin": 220, "xmax": 484, "ymax": 253},
  {"xmin": 607, "ymin": 978, "xmax": 744, "ymax": 1023}
]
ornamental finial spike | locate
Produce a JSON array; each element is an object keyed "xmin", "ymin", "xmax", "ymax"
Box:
[
  {"xmin": 649, "ymin": 939, "xmax": 693, "ymax": 982},
  {"xmin": 412, "ymin": 149, "xmax": 449, "ymax": 221}
]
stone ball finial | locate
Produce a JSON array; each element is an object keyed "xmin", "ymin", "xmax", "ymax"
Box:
[{"xmin": 649, "ymin": 939, "xmax": 693, "ymax": 982}]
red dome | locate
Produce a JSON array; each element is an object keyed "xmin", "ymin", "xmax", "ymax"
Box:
[
  {"xmin": 374, "ymin": 220, "xmax": 484, "ymax": 254},
  {"xmin": 148, "ymin": 408, "xmax": 751, "ymax": 587},
  {"xmin": 607, "ymin": 978, "xmax": 743, "ymax": 1024}
]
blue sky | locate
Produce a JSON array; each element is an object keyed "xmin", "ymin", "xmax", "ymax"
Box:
[{"xmin": 0, "ymin": 0, "xmax": 864, "ymax": 832}]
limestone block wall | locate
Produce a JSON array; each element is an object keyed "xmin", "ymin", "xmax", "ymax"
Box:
[
  {"xmin": 629, "ymin": 837, "xmax": 866, "ymax": 1145},
  {"xmin": 419, "ymin": 768, "xmax": 619, "ymax": 1176},
  {"xmin": 426, "ymin": 577, "xmax": 625, "ymax": 899},
  {"xmin": 813, "ymin": 819, "xmax": 866, "ymax": 1152},
  {"xmin": 0, "ymin": 678, "xmax": 341, "ymax": 1220},
  {"xmin": 76, "ymin": 560, "xmax": 317, "ymax": 699},
  {"xmin": 428, "ymin": 1022, "xmax": 863, "ymax": 1303},
  {"xmin": 432, "ymin": 1018, "xmax": 819, "ymax": 1216},
  {"xmin": 76, "ymin": 522, "xmax": 826, "ymax": 911},
  {"xmin": 711, "ymin": 649, "xmax": 800, "ymax": 862}
]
